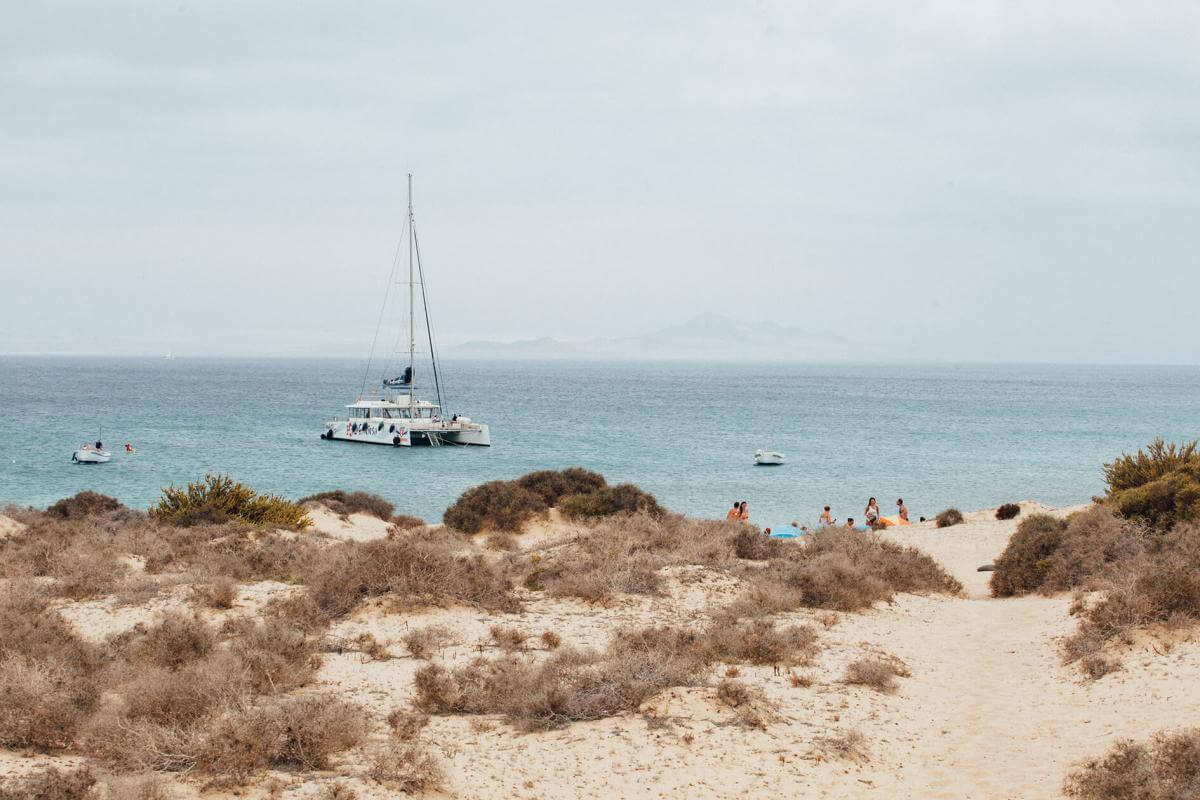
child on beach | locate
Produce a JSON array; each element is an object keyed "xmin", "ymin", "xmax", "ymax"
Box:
[
  {"xmin": 818, "ymin": 506, "xmax": 834, "ymax": 526},
  {"xmin": 844, "ymin": 517, "xmax": 856, "ymax": 529},
  {"xmin": 726, "ymin": 502, "xmax": 741, "ymax": 522},
  {"xmin": 897, "ymin": 498, "xmax": 909, "ymax": 522}
]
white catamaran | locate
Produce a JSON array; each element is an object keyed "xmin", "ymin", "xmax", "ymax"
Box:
[{"xmin": 320, "ymin": 175, "xmax": 491, "ymax": 448}]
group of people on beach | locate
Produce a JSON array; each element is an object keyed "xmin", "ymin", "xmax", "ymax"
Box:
[
  {"xmin": 726, "ymin": 495, "xmax": 909, "ymax": 530},
  {"xmin": 818, "ymin": 497, "xmax": 908, "ymax": 529}
]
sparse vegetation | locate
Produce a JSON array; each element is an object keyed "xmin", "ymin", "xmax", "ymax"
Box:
[
  {"xmin": 368, "ymin": 744, "xmax": 445, "ymax": 794},
  {"xmin": 300, "ymin": 489, "xmax": 396, "ymax": 520},
  {"xmin": 995, "ymin": 503, "xmax": 1021, "ymax": 520},
  {"xmin": 935, "ymin": 508, "xmax": 964, "ymax": 528},
  {"xmin": 842, "ymin": 656, "xmax": 910, "ymax": 693},
  {"xmin": 811, "ymin": 729, "xmax": 869, "ymax": 763},
  {"xmin": 152, "ymin": 474, "xmax": 311, "ymax": 528},
  {"xmin": 0, "ymin": 766, "xmax": 96, "ymax": 800},
  {"xmin": 715, "ymin": 679, "xmax": 778, "ymax": 729},
  {"xmin": 403, "ymin": 625, "xmax": 454, "ymax": 660},
  {"xmin": 1064, "ymin": 728, "xmax": 1200, "ymax": 800}
]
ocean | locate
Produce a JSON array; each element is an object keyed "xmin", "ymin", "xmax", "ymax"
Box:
[{"xmin": 1, "ymin": 357, "xmax": 1197, "ymax": 529}]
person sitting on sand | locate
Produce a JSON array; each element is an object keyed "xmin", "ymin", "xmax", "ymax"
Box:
[
  {"xmin": 818, "ymin": 506, "xmax": 834, "ymax": 526},
  {"xmin": 864, "ymin": 497, "xmax": 880, "ymax": 526},
  {"xmin": 897, "ymin": 498, "xmax": 909, "ymax": 522},
  {"xmin": 726, "ymin": 501, "xmax": 741, "ymax": 522},
  {"xmin": 738, "ymin": 501, "xmax": 749, "ymax": 522},
  {"xmin": 844, "ymin": 517, "xmax": 856, "ymax": 529}
]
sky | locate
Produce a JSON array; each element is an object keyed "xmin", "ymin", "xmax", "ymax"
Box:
[{"xmin": 1, "ymin": 1, "xmax": 1198, "ymax": 362}]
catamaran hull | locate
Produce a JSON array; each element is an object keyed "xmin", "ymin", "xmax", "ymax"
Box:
[{"xmin": 322, "ymin": 424, "xmax": 490, "ymax": 447}]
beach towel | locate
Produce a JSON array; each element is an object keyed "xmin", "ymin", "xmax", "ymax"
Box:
[{"xmin": 879, "ymin": 515, "xmax": 910, "ymax": 527}]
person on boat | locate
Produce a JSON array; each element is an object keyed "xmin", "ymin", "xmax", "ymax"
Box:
[
  {"xmin": 818, "ymin": 506, "xmax": 834, "ymax": 526},
  {"xmin": 738, "ymin": 501, "xmax": 749, "ymax": 522},
  {"xmin": 897, "ymin": 498, "xmax": 909, "ymax": 522},
  {"xmin": 864, "ymin": 497, "xmax": 880, "ymax": 526},
  {"xmin": 726, "ymin": 502, "xmax": 741, "ymax": 522}
]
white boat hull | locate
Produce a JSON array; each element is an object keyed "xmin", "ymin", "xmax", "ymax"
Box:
[
  {"xmin": 322, "ymin": 421, "xmax": 490, "ymax": 447},
  {"xmin": 73, "ymin": 449, "xmax": 111, "ymax": 463},
  {"xmin": 754, "ymin": 450, "xmax": 785, "ymax": 465}
]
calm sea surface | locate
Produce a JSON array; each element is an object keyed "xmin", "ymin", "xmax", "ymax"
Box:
[{"xmin": 1, "ymin": 358, "xmax": 1197, "ymax": 528}]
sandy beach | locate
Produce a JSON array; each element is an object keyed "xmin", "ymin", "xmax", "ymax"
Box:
[{"xmin": 1, "ymin": 496, "xmax": 1195, "ymax": 800}]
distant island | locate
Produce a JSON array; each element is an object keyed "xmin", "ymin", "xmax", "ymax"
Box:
[{"xmin": 447, "ymin": 313, "xmax": 859, "ymax": 361}]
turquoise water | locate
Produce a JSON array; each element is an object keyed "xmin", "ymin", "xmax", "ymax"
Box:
[{"xmin": 1, "ymin": 357, "xmax": 1197, "ymax": 528}]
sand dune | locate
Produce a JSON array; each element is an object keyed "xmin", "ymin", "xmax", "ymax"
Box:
[{"xmin": 1, "ymin": 502, "xmax": 1194, "ymax": 799}]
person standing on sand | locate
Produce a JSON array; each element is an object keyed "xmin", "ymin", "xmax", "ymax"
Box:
[
  {"xmin": 897, "ymin": 498, "xmax": 909, "ymax": 522},
  {"xmin": 818, "ymin": 506, "xmax": 834, "ymax": 526},
  {"xmin": 738, "ymin": 501, "xmax": 749, "ymax": 522},
  {"xmin": 726, "ymin": 501, "xmax": 741, "ymax": 522},
  {"xmin": 864, "ymin": 497, "xmax": 880, "ymax": 526}
]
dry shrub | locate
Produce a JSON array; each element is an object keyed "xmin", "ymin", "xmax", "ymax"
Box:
[
  {"xmin": 732, "ymin": 527, "xmax": 785, "ymax": 560},
  {"xmin": 1104, "ymin": 438, "xmax": 1199, "ymax": 493},
  {"xmin": 300, "ymin": 490, "xmax": 394, "ymax": 520},
  {"xmin": 403, "ymin": 625, "xmax": 453, "ymax": 660},
  {"xmin": 95, "ymin": 773, "xmax": 176, "ymax": 800},
  {"xmin": 989, "ymin": 514, "xmax": 1069, "ymax": 596},
  {"xmin": 703, "ymin": 616, "xmax": 818, "ymax": 667},
  {"xmin": 485, "ymin": 532, "xmax": 518, "ymax": 551},
  {"xmin": 812, "ymin": 729, "xmax": 869, "ymax": 763},
  {"xmin": 152, "ymin": 474, "xmax": 311, "ymax": 529},
  {"xmin": 1064, "ymin": 728, "xmax": 1200, "ymax": 799},
  {"xmin": 789, "ymin": 672, "xmax": 814, "ymax": 688},
  {"xmin": 391, "ymin": 514, "xmax": 425, "ymax": 529},
  {"xmin": 515, "ymin": 468, "xmax": 607, "ymax": 506},
  {"xmin": 1064, "ymin": 524, "xmax": 1200, "ymax": 672},
  {"xmin": 996, "ymin": 503, "xmax": 1022, "ymax": 520},
  {"xmin": 0, "ymin": 766, "xmax": 96, "ymax": 800},
  {"xmin": 540, "ymin": 630, "xmax": 562, "ymax": 649},
  {"xmin": 0, "ymin": 583, "xmax": 103, "ymax": 749},
  {"xmin": 414, "ymin": 625, "xmax": 710, "ymax": 730},
  {"xmin": 195, "ymin": 694, "xmax": 367, "ymax": 777},
  {"xmin": 318, "ymin": 783, "xmax": 358, "ymax": 800},
  {"xmin": 935, "ymin": 508, "xmax": 964, "ymax": 528},
  {"xmin": 303, "ymin": 530, "xmax": 519, "ymax": 619},
  {"xmin": 842, "ymin": 656, "xmax": 909, "ymax": 693},
  {"xmin": 489, "ymin": 625, "xmax": 527, "ymax": 653},
  {"xmin": 558, "ymin": 484, "xmax": 664, "ymax": 521},
  {"xmin": 386, "ymin": 708, "xmax": 430, "ymax": 740},
  {"xmin": 715, "ymin": 679, "xmax": 777, "ymax": 729},
  {"xmin": 368, "ymin": 744, "xmax": 444, "ymax": 794},
  {"xmin": 123, "ymin": 612, "xmax": 216, "ymax": 669},
  {"xmin": 197, "ymin": 576, "xmax": 237, "ymax": 609},
  {"xmin": 443, "ymin": 480, "xmax": 546, "ymax": 534},
  {"xmin": 227, "ymin": 618, "xmax": 321, "ymax": 692},
  {"xmin": 46, "ymin": 490, "xmax": 124, "ymax": 519},
  {"xmin": 730, "ymin": 528, "xmax": 962, "ymax": 614}
]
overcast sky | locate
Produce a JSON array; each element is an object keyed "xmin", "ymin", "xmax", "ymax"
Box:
[{"xmin": 2, "ymin": 1, "xmax": 1198, "ymax": 362}]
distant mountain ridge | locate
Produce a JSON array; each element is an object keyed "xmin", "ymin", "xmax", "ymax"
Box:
[{"xmin": 448, "ymin": 313, "xmax": 857, "ymax": 360}]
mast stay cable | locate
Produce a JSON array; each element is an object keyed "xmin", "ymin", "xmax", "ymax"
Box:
[{"xmin": 359, "ymin": 215, "xmax": 409, "ymax": 398}]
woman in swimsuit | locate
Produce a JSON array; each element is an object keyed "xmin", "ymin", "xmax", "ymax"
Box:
[
  {"xmin": 738, "ymin": 501, "xmax": 749, "ymax": 522},
  {"xmin": 864, "ymin": 497, "xmax": 880, "ymax": 526}
]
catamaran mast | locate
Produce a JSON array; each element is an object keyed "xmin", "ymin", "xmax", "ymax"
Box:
[{"xmin": 407, "ymin": 173, "xmax": 415, "ymax": 413}]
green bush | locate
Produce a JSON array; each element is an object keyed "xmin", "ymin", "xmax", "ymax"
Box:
[
  {"xmin": 1102, "ymin": 438, "xmax": 1200, "ymax": 530},
  {"xmin": 558, "ymin": 484, "xmax": 663, "ymax": 521},
  {"xmin": 989, "ymin": 514, "xmax": 1068, "ymax": 597},
  {"xmin": 935, "ymin": 508, "xmax": 964, "ymax": 528},
  {"xmin": 443, "ymin": 480, "xmax": 547, "ymax": 534},
  {"xmin": 995, "ymin": 503, "xmax": 1021, "ymax": 520},
  {"xmin": 1103, "ymin": 438, "xmax": 1199, "ymax": 493},
  {"xmin": 151, "ymin": 475, "xmax": 311, "ymax": 529},
  {"xmin": 46, "ymin": 491, "xmax": 124, "ymax": 519}
]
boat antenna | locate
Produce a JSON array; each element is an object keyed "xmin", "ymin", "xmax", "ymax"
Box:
[
  {"xmin": 407, "ymin": 172, "xmax": 416, "ymax": 413},
  {"xmin": 412, "ymin": 220, "xmax": 445, "ymax": 412}
]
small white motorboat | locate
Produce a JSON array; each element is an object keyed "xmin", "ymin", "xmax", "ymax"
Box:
[
  {"xmin": 754, "ymin": 449, "xmax": 785, "ymax": 466},
  {"xmin": 72, "ymin": 441, "xmax": 111, "ymax": 464}
]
